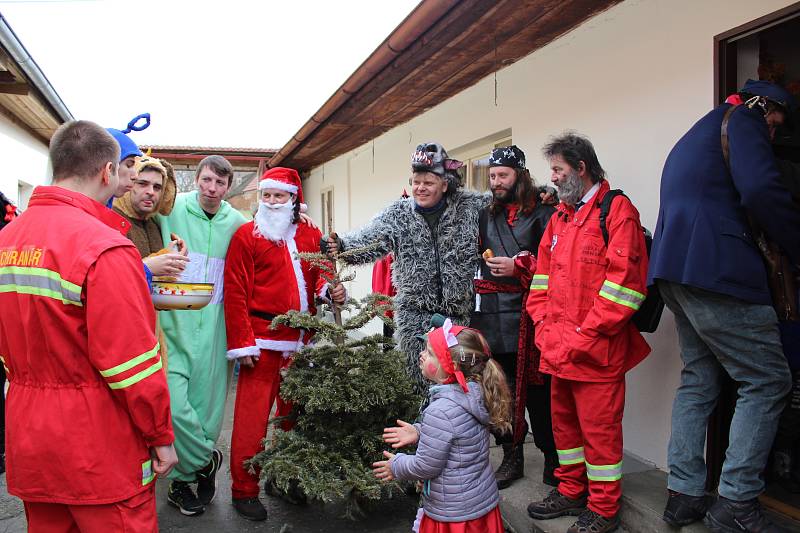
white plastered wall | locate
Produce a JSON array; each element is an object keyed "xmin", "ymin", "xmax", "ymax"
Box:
[
  {"xmin": 302, "ymin": 0, "xmax": 796, "ymax": 469},
  {"xmin": 0, "ymin": 117, "xmax": 50, "ymax": 209}
]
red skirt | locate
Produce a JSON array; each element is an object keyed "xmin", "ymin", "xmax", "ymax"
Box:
[{"xmin": 417, "ymin": 506, "xmax": 504, "ymax": 533}]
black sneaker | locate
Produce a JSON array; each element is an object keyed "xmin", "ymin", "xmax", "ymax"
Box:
[
  {"xmin": 196, "ymin": 448, "xmax": 223, "ymax": 505},
  {"xmin": 704, "ymin": 496, "xmax": 787, "ymax": 532},
  {"xmin": 167, "ymin": 480, "xmax": 205, "ymax": 516},
  {"xmin": 527, "ymin": 488, "xmax": 587, "ymax": 520},
  {"xmin": 567, "ymin": 509, "xmax": 620, "ymax": 533},
  {"xmin": 663, "ymin": 490, "xmax": 709, "ymax": 527},
  {"xmin": 232, "ymin": 497, "xmax": 268, "ymax": 521}
]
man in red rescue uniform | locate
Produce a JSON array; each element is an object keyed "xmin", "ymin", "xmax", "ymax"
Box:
[
  {"xmin": 223, "ymin": 167, "xmax": 345, "ymax": 521},
  {"xmin": 525, "ymin": 133, "xmax": 650, "ymax": 533},
  {"xmin": 0, "ymin": 120, "xmax": 177, "ymax": 531}
]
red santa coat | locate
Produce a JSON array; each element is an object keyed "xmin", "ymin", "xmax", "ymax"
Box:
[
  {"xmin": 224, "ymin": 221, "xmax": 328, "ymax": 357},
  {"xmin": 0, "ymin": 186, "xmax": 173, "ymax": 504}
]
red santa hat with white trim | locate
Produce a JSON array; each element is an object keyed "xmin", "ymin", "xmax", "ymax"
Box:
[{"xmin": 259, "ymin": 167, "xmax": 304, "ymax": 205}]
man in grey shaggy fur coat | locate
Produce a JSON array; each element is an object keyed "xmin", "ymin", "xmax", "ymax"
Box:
[{"xmin": 324, "ymin": 143, "xmax": 489, "ymax": 394}]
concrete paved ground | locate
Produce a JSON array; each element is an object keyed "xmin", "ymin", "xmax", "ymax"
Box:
[
  {"xmin": 155, "ymin": 377, "xmax": 418, "ymax": 532},
  {"xmin": 0, "ymin": 373, "xmax": 419, "ymax": 533}
]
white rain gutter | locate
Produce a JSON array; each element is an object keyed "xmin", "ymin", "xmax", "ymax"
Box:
[{"xmin": 0, "ymin": 13, "xmax": 73, "ymax": 123}]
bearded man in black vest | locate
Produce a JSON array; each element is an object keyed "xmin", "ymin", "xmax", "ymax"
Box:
[{"xmin": 471, "ymin": 145, "xmax": 558, "ymax": 489}]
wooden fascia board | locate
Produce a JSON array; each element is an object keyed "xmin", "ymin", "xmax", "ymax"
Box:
[{"xmin": 282, "ymin": 0, "xmax": 620, "ymax": 170}]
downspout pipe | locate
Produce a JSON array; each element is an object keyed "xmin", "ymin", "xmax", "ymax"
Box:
[
  {"xmin": 0, "ymin": 14, "xmax": 73, "ymax": 123},
  {"xmin": 269, "ymin": 0, "xmax": 459, "ymax": 169}
]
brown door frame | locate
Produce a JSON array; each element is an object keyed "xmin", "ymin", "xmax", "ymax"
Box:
[
  {"xmin": 706, "ymin": 1, "xmax": 800, "ymax": 493},
  {"xmin": 713, "ymin": 1, "xmax": 800, "ymax": 105}
]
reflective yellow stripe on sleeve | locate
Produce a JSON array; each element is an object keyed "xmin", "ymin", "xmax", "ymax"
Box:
[
  {"xmin": 598, "ymin": 280, "xmax": 645, "ymax": 310},
  {"xmin": 100, "ymin": 343, "xmax": 162, "ymax": 390},
  {"xmin": 530, "ymin": 274, "xmax": 549, "ymax": 291},
  {"xmin": 142, "ymin": 459, "xmax": 156, "ymax": 485}
]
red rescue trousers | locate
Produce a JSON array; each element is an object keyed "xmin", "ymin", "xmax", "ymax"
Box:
[
  {"xmin": 23, "ymin": 485, "xmax": 156, "ymax": 532},
  {"xmin": 230, "ymin": 349, "xmax": 293, "ymax": 499},
  {"xmin": 550, "ymin": 376, "xmax": 625, "ymax": 518}
]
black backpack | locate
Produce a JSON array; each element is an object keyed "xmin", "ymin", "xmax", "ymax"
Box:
[{"xmin": 598, "ymin": 190, "xmax": 664, "ymax": 333}]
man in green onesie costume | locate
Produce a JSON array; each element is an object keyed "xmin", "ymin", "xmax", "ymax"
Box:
[{"xmin": 158, "ymin": 155, "xmax": 246, "ymax": 516}]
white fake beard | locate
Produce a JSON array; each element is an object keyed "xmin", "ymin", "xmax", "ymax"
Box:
[
  {"xmin": 557, "ymin": 169, "xmax": 584, "ymax": 207},
  {"xmin": 254, "ymin": 201, "xmax": 295, "ymax": 243}
]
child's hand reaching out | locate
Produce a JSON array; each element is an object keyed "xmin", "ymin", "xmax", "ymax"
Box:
[
  {"xmin": 383, "ymin": 419, "xmax": 419, "ymax": 448},
  {"xmin": 372, "ymin": 451, "xmax": 396, "ymax": 482}
]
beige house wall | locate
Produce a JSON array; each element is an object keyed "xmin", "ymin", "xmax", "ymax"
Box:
[
  {"xmin": 301, "ymin": 0, "xmax": 796, "ymax": 470},
  {"xmin": 0, "ymin": 117, "xmax": 50, "ymax": 210}
]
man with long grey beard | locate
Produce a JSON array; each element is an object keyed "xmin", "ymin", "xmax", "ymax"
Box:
[{"xmin": 526, "ymin": 132, "xmax": 650, "ymax": 533}]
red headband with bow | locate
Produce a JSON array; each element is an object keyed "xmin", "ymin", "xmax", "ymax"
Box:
[{"xmin": 427, "ymin": 318, "xmax": 471, "ymax": 393}]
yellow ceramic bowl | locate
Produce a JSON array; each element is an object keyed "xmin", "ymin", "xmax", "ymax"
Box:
[{"xmin": 151, "ymin": 282, "xmax": 214, "ymax": 311}]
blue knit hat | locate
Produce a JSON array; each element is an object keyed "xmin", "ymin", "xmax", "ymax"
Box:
[
  {"xmin": 106, "ymin": 113, "xmax": 150, "ymax": 162},
  {"xmin": 739, "ymin": 79, "xmax": 797, "ymax": 112}
]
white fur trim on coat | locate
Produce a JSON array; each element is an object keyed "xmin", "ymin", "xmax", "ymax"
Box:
[
  {"xmin": 285, "ymin": 226, "xmax": 308, "ymax": 313},
  {"xmin": 317, "ymin": 282, "xmax": 330, "ymax": 303},
  {"xmin": 259, "ymin": 178, "xmax": 298, "ymax": 194},
  {"xmin": 226, "ymin": 345, "xmax": 261, "ymax": 360},
  {"xmin": 317, "ymin": 282, "xmax": 347, "ymax": 304},
  {"xmin": 255, "ymin": 338, "xmax": 305, "ymax": 353}
]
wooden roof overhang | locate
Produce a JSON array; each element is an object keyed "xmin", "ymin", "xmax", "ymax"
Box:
[
  {"xmin": 0, "ymin": 15, "xmax": 72, "ymax": 143},
  {"xmin": 142, "ymin": 145, "xmax": 277, "ymax": 172},
  {"xmin": 270, "ymin": 0, "xmax": 621, "ymax": 172}
]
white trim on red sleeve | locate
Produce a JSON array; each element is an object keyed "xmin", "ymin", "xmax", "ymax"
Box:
[
  {"xmin": 255, "ymin": 338, "xmax": 305, "ymax": 352},
  {"xmin": 226, "ymin": 345, "xmax": 261, "ymax": 360}
]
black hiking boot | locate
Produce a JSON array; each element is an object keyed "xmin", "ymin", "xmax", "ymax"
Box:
[
  {"xmin": 527, "ymin": 488, "xmax": 587, "ymax": 520},
  {"xmin": 662, "ymin": 490, "xmax": 709, "ymax": 527},
  {"xmin": 704, "ymin": 496, "xmax": 787, "ymax": 532},
  {"xmin": 232, "ymin": 497, "xmax": 268, "ymax": 521},
  {"xmin": 196, "ymin": 448, "xmax": 223, "ymax": 505},
  {"xmin": 495, "ymin": 444, "xmax": 524, "ymax": 490},
  {"xmin": 167, "ymin": 480, "xmax": 205, "ymax": 516},
  {"xmin": 567, "ymin": 509, "xmax": 620, "ymax": 533}
]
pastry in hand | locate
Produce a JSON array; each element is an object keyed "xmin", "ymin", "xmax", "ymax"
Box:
[{"xmin": 482, "ymin": 248, "xmax": 495, "ymax": 260}]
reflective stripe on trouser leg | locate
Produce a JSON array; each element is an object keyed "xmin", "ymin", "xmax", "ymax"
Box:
[
  {"xmin": 574, "ymin": 379, "xmax": 625, "ymax": 518},
  {"xmin": 550, "ymin": 376, "xmax": 588, "ymax": 499},
  {"xmin": 557, "ymin": 446, "xmax": 585, "ymax": 465},
  {"xmin": 586, "ymin": 461, "xmax": 623, "ymax": 481}
]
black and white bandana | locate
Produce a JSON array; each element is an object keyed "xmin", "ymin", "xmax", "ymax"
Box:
[{"xmin": 489, "ymin": 145, "xmax": 526, "ymax": 169}]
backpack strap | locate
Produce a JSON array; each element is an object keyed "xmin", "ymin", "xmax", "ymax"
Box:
[{"xmin": 599, "ymin": 189, "xmax": 626, "ymax": 246}]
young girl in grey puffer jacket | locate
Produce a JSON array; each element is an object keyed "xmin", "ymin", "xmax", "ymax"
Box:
[{"xmin": 373, "ymin": 319, "xmax": 512, "ymax": 532}]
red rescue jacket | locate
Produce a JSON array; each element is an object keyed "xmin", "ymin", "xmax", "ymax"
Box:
[
  {"xmin": 527, "ymin": 180, "xmax": 650, "ymax": 382},
  {"xmin": 0, "ymin": 186, "xmax": 173, "ymax": 504}
]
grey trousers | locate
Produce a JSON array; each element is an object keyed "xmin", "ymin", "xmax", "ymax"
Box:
[{"xmin": 658, "ymin": 280, "xmax": 791, "ymax": 501}]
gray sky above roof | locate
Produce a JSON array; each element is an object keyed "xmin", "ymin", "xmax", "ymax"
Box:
[{"xmin": 0, "ymin": 0, "xmax": 418, "ymax": 148}]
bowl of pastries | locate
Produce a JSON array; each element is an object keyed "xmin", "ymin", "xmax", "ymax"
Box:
[
  {"xmin": 151, "ymin": 281, "xmax": 214, "ymax": 311},
  {"xmin": 147, "ymin": 239, "xmax": 213, "ymax": 310}
]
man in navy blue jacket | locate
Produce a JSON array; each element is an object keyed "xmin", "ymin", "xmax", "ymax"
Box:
[{"xmin": 648, "ymin": 80, "xmax": 799, "ymax": 532}]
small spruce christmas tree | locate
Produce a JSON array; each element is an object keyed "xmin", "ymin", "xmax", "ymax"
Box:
[{"xmin": 248, "ymin": 244, "xmax": 422, "ymax": 519}]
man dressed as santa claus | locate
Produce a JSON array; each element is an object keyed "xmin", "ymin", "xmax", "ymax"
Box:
[{"xmin": 223, "ymin": 167, "xmax": 345, "ymax": 522}]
